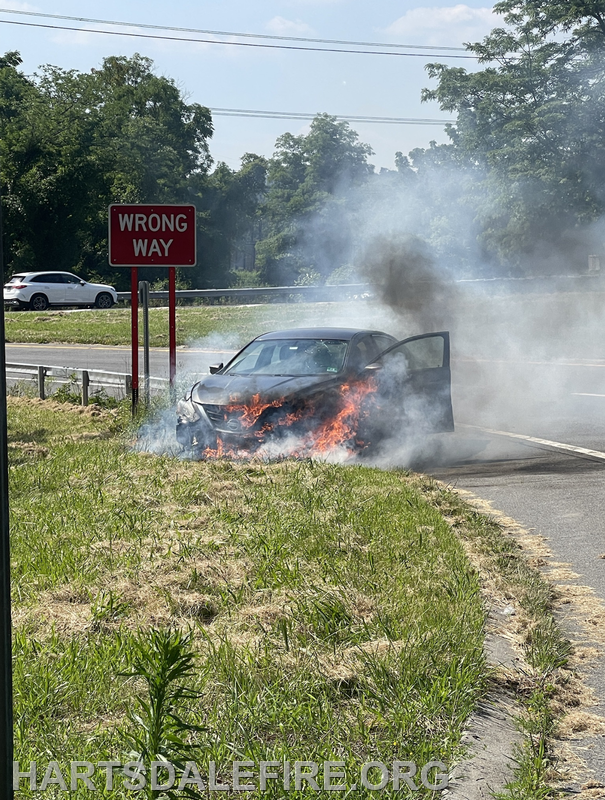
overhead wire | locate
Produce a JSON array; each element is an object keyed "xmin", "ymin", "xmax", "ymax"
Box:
[
  {"xmin": 209, "ymin": 108, "xmax": 454, "ymax": 125},
  {"xmin": 0, "ymin": 16, "xmax": 479, "ymax": 59},
  {"xmin": 0, "ymin": 8, "xmax": 470, "ymax": 53},
  {"xmin": 0, "ymin": 9, "xmax": 460, "ymax": 128}
]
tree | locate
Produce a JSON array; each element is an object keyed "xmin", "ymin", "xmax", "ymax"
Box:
[
  {"xmin": 192, "ymin": 153, "xmax": 268, "ymax": 287},
  {"xmin": 0, "ymin": 53, "xmax": 213, "ymax": 284},
  {"xmin": 421, "ymin": 2, "xmax": 605, "ymax": 271},
  {"xmin": 257, "ymin": 114, "xmax": 374, "ymax": 284}
]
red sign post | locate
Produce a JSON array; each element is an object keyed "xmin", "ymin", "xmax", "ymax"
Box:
[{"xmin": 108, "ymin": 204, "xmax": 196, "ymax": 409}]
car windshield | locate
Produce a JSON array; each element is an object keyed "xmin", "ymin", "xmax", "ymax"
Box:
[
  {"xmin": 5, "ymin": 276, "xmax": 26, "ymax": 286},
  {"xmin": 223, "ymin": 338, "xmax": 349, "ymax": 377}
]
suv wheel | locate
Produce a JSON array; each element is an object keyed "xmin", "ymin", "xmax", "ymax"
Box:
[
  {"xmin": 29, "ymin": 294, "xmax": 49, "ymax": 311},
  {"xmin": 95, "ymin": 292, "xmax": 114, "ymax": 309}
]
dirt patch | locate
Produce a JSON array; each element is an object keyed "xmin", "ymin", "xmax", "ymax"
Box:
[
  {"xmin": 8, "ymin": 441, "xmax": 49, "ymax": 457},
  {"xmin": 7, "ymin": 395, "xmax": 115, "ymax": 419}
]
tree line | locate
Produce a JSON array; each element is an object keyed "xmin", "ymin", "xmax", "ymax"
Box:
[{"xmin": 0, "ymin": 0, "xmax": 604, "ymax": 289}]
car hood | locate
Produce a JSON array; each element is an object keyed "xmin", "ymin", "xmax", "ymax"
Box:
[
  {"xmin": 190, "ymin": 372, "xmax": 340, "ymax": 406},
  {"xmin": 88, "ymin": 282, "xmax": 116, "ymax": 292}
]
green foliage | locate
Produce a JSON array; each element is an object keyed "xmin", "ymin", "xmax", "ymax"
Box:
[
  {"xmin": 257, "ymin": 114, "xmax": 374, "ymax": 284},
  {"xmin": 191, "ymin": 153, "xmax": 269, "ymax": 287},
  {"xmin": 0, "ymin": 52, "xmax": 212, "ymax": 284},
  {"xmin": 228, "ymin": 269, "xmax": 265, "ymax": 287},
  {"xmin": 123, "ymin": 629, "xmax": 204, "ymax": 799},
  {"xmin": 421, "ymin": 1, "xmax": 605, "ymax": 270},
  {"xmin": 293, "ymin": 266, "xmax": 323, "ymax": 286}
]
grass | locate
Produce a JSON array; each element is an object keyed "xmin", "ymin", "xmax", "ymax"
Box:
[
  {"xmin": 4, "ymin": 303, "xmax": 357, "ymax": 348},
  {"xmin": 8, "ymin": 398, "xmax": 570, "ymax": 797},
  {"xmin": 10, "ymin": 397, "xmax": 488, "ymax": 797}
]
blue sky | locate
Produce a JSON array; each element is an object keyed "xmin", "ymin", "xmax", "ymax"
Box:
[{"xmin": 0, "ymin": 1, "xmax": 500, "ymax": 171}]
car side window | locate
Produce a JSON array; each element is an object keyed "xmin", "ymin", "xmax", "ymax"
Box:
[
  {"xmin": 347, "ymin": 335, "xmax": 376, "ymax": 371},
  {"xmin": 371, "ymin": 334, "xmax": 396, "ymax": 355},
  {"xmin": 38, "ymin": 274, "xmax": 63, "ymax": 284},
  {"xmin": 63, "ymin": 274, "xmax": 81, "ymax": 284},
  {"xmin": 30, "ymin": 275, "xmax": 47, "ymax": 283},
  {"xmin": 384, "ymin": 336, "xmax": 445, "ymax": 372}
]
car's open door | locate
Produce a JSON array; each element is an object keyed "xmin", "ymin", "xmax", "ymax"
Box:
[{"xmin": 368, "ymin": 331, "xmax": 454, "ymax": 433}]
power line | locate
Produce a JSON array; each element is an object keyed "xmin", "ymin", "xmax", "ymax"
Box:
[
  {"xmin": 209, "ymin": 108, "xmax": 454, "ymax": 125},
  {"xmin": 0, "ymin": 18, "xmax": 480, "ymax": 59},
  {"xmin": 0, "ymin": 8, "xmax": 469, "ymax": 53}
]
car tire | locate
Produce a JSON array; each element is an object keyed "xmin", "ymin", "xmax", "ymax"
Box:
[
  {"xmin": 176, "ymin": 418, "xmax": 217, "ymax": 452},
  {"xmin": 95, "ymin": 292, "xmax": 114, "ymax": 309},
  {"xmin": 29, "ymin": 294, "xmax": 49, "ymax": 311}
]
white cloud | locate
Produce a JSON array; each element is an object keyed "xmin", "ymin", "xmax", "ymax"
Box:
[
  {"xmin": 266, "ymin": 16, "xmax": 315, "ymax": 35},
  {"xmin": 384, "ymin": 5, "xmax": 498, "ymax": 47}
]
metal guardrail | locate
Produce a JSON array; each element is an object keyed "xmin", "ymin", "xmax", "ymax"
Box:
[
  {"xmin": 6, "ymin": 363, "xmax": 168, "ymax": 405},
  {"xmin": 114, "ymin": 274, "xmax": 605, "ymax": 304},
  {"xmin": 116, "ymin": 283, "xmax": 372, "ymax": 303}
]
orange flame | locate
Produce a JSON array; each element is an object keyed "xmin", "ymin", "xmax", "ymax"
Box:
[
  {"xmin": 200, "ymin": 379, "xmax": 378, "ymax": 461},
  {"xmin": 225, "ymin": 393, "xmax": 283, "ymax": 429}
]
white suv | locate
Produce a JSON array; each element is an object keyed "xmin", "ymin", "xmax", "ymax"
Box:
[{"xmin": 4, "ymin": 272, "xmax": 118, "ymax": 311}]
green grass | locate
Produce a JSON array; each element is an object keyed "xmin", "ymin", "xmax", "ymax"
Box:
[
  {"xmin": 10, "ymin": 397, "xmax": 488, "ymax": 798},
  {"xmin": 4, "ymin": 302, "xmax": 357, "ymax": 348}
]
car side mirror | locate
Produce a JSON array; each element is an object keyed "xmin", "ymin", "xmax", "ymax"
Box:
[
  {"xmin": 209, "ymin": 363, "xmax": 223, "ymax": 374},
  {"xmin": 80, "ymin": 281, "xmax": 86, "ymax": 285}
]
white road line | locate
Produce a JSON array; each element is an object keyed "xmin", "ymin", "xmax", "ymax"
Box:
[{"xmin": 459, "ymin": 423, "xmax": 605, "ymax": 463}]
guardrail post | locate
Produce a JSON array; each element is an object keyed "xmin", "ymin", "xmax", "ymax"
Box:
[
  {"xmin": 139, "ymin": 281, "xmax": 151, "ymax": 406},
  {"xmin": 37, "ymin": 366, "xmax": 45, "ymax": 400},
  {"xmin": 81, "ymin": 370, "xmax": 89, "ymax": 406}
]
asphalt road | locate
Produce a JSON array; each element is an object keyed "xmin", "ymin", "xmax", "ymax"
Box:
[
  {"xmin": 5, "ymin": 342, "xmax": 235, "ymax": 380},
  {"xmin": 7, "ymin": 342, "xmax": 605, "ymax": 787}
]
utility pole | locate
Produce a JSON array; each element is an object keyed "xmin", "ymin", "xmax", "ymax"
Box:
[{"xmin": 0, "ymin": 198, "xmax": 14, "ymax": 797}]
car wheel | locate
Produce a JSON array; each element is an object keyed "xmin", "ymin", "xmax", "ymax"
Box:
[
  {"xmin": 29, "ymin": 294, "xmax": 49, "ymax": 311},
  {"xmin": 95, "ymin": 292, "xmax": 114, "ymax": 309},
  {"xmin": 176, "ymin": 418, "xmax": 217, "ymax": 452}
]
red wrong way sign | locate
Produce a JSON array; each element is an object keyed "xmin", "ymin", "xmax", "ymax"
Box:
[{"xmin": 108, "ymin": 204, "xmax": 196, "ymax": 266}]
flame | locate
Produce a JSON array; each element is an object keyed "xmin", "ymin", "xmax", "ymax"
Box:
[
  {"xmin": 225, "ymin": 393, "xmax": 283, "ymax": 429},
  {"xmin": 304, "ymin": 381, "xmax": 376, "ymax": 454},
  {"xmin": 199, "ymin": 379, "xmax": 378, "ymax": 461}
]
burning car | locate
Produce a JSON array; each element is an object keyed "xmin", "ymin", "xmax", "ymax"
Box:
[{"xmin": 176, "ymin": 327, "xmax": 454, "ymax": 457}]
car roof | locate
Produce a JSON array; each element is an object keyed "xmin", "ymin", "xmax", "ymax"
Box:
[
  {"xmin": 11, "ymin": 271, "xmax": 78, "ymax": 278},
  {"xmin": 256, "ymin": 327, "xmax": 392, "ymax": 341}
]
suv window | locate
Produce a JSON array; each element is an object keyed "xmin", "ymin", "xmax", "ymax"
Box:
[
  {"xmin": 62, "ymin": 274, "xmax": 82, "ymax": 284},
  {"xmin": 31, "ymin": 274, "xmax": 62, "ymax": 283}
]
